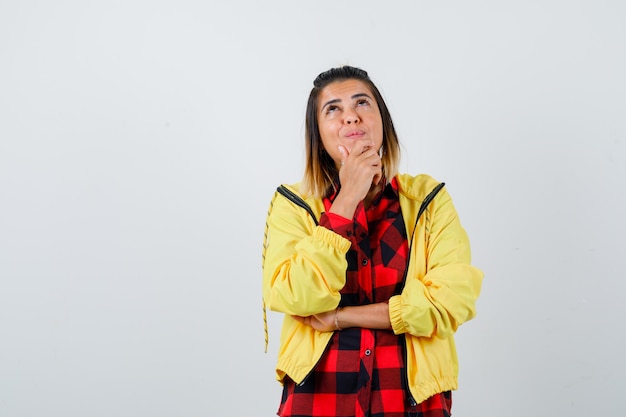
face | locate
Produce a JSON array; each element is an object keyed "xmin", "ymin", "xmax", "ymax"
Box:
[{"xmin": 317, "ymin": 79, "xmax": 383, "ymax": 168}]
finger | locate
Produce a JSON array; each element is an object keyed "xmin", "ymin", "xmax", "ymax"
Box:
[
  {"xmin": 360, "ymin": 149, "xmax": 382, "ymax": 167},
  {"xmin": 291, "ymin": 315, "xmax": 305, "ymax": 324},
  {"xmin": 373, "ymin": 171, "xmax": 383, "ymax": 185},
  {"xmin": 351, "ymin": 140, "xmax": 375, "ymax": 156},
  {"xmin": 338, "ymin": 145, "xmax": 348, "ymax": 166}
]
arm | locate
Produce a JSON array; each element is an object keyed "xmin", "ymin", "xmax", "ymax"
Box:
[
  {"xmin": 270, "ymin": 142, "xmax": 382, "ymax": 317},
  {"xmin": 389, "ymin": 187, "xmax": 484, "ymax": 339},
  {"xmin": 262, "ymin": 189, "xmax": 351, "ymax": 317},
  {"xmin": 292, "ymin": 302, "xmax": 391, "ymax": 332}
]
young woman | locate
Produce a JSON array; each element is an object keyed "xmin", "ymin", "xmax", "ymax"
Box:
[{"xmin": 262, "ymin": 65, "xmax": 483, "ymax": 417}]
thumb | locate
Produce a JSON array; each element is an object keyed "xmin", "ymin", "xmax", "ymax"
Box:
[{"xmin": 338, "ymin": 145, "xmax": 348, "ymax": 165}]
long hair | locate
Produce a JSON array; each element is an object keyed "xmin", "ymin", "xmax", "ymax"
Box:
[{"xmin": 300, "ymin": 65, "xmax": 401, "ymax": 199}]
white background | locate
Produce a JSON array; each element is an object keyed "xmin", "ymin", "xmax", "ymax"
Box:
[{"xmin": 1, "ymin": 1, "xmax": 625, "ymax": 416}]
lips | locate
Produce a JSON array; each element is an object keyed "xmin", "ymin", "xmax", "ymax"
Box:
[{"xmin": 344, "ymin": 130, "xmax": 366, "ymax": 138}]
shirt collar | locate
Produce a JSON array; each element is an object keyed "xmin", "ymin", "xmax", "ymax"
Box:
[{"xmin": 325, "ymin": 176, "xmax": 398, "ymax": 203}]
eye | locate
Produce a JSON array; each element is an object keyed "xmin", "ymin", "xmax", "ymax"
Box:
[
  {"xmin": 325, "ymin": 104, "xmax": 339, "ymax": 114},
  {"xmin": 356, "ymin": 98, "xmax": 370, "ymax": 106}
]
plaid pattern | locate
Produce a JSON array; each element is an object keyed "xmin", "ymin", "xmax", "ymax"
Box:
[{"xmin": 278, "ymin": 178, "xmax": 452, "ymax": 417}]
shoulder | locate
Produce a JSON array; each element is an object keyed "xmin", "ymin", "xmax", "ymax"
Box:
[
  {"xmin": 280, "ymin": 182, "xmax": 304, "ymax": 196},
  {"xmin": 271, "ymin": 182, "xmax": 326, "ymax": 216},
  {"xmin": 395, "ymin": 173, "xmax": 443, "ymax": 201},
  {"xmin": 277, "ymin": 182, "xmax": 313, "ymax": 204}
]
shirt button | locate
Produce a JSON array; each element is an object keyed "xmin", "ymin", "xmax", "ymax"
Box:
[
  {"xmin": 361, "ymin": 259, "xmax": 368, "ymax": 266},
  {"xmin": 365, "ymin": 349, "xmax": 371, "ymax": 356}
]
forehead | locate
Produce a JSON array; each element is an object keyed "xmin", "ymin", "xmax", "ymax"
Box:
[{"xmin": 318, "ymin": 79, "xmax": 374, "ymax": 104}]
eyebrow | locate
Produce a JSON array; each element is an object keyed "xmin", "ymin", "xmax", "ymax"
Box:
[{"xmin": 321, "ymin": 93, "xmax": 373, "ymax": 112}]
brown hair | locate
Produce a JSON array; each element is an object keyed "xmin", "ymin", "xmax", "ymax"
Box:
[{"xmin": 300, "ymin": 65, "xmax": 401, "ymax": 198}]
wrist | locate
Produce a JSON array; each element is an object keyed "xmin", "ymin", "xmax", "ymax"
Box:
[
  {"xmin": 329, "ymin": 193, "xmax": 360, "ymax": 219},
  {"xmin": 334, "ymin": 307, "xmax": 343, "ymax": 331}
]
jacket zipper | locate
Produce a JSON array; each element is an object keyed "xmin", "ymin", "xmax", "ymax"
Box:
[
  {"xmin": 401, "ymin": 182, "xmax": 445, "ymax": 407},
  {"xmin": 276, "ymin": 184, "xmax": 324, "ymax": 386},
  {"xmin": 403, "ymin": 335, "xmax": 418, "ymax": 407},
  {"xmin": 277, "ymin": 185, "xmax": 319, "ymax": 225},
  {"xmin": 298, "ymin": 339, "xmax": 334, "ymax": 386},
  {"xmin": 401, "ymin": 182, "xmax": 445, "ymax": 283}
]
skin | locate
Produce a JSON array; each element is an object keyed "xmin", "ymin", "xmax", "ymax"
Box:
[{"xmin": 292, "ymin": 79, "xmax": 393, "ymax": 333}]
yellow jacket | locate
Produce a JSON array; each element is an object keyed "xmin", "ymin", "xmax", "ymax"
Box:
[{"xmin": 262, "ymin": 173, "xmax": 483, "ymax": 404}]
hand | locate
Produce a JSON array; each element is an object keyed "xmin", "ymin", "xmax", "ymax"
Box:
[
  {"xmin": 337, "ymin": 141, "xmax": 382, "ymax": 203},
  {"xmin": 292, "ymin": 310, "xmax": 336, "ymax": 332}
]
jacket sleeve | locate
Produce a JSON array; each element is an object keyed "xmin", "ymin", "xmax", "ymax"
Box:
[
  {"xmin": 262, "ymin": 190, "xmax": 351, "ymax": 316},
  {"xmin": 388, "ymin": 188, "xmax": 483, "ymax": 339}
]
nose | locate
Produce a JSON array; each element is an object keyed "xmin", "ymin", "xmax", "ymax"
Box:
[{"xmin": 344, "ymin": 108, "xmax": 360, "ymax": 124}]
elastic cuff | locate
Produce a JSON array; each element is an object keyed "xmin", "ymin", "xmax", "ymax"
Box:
[
  {"xmin": 313, "ymin": 226, "xmax": 351, "ymax": 252},
  {"xmin": 388, "ymin": 295, "xmax": 405, "ymax": 335}
]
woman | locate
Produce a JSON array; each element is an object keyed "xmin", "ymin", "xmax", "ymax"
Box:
[{"xmin": 262, "ymin": 65, "xmax": 483, "ymax": 417}]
